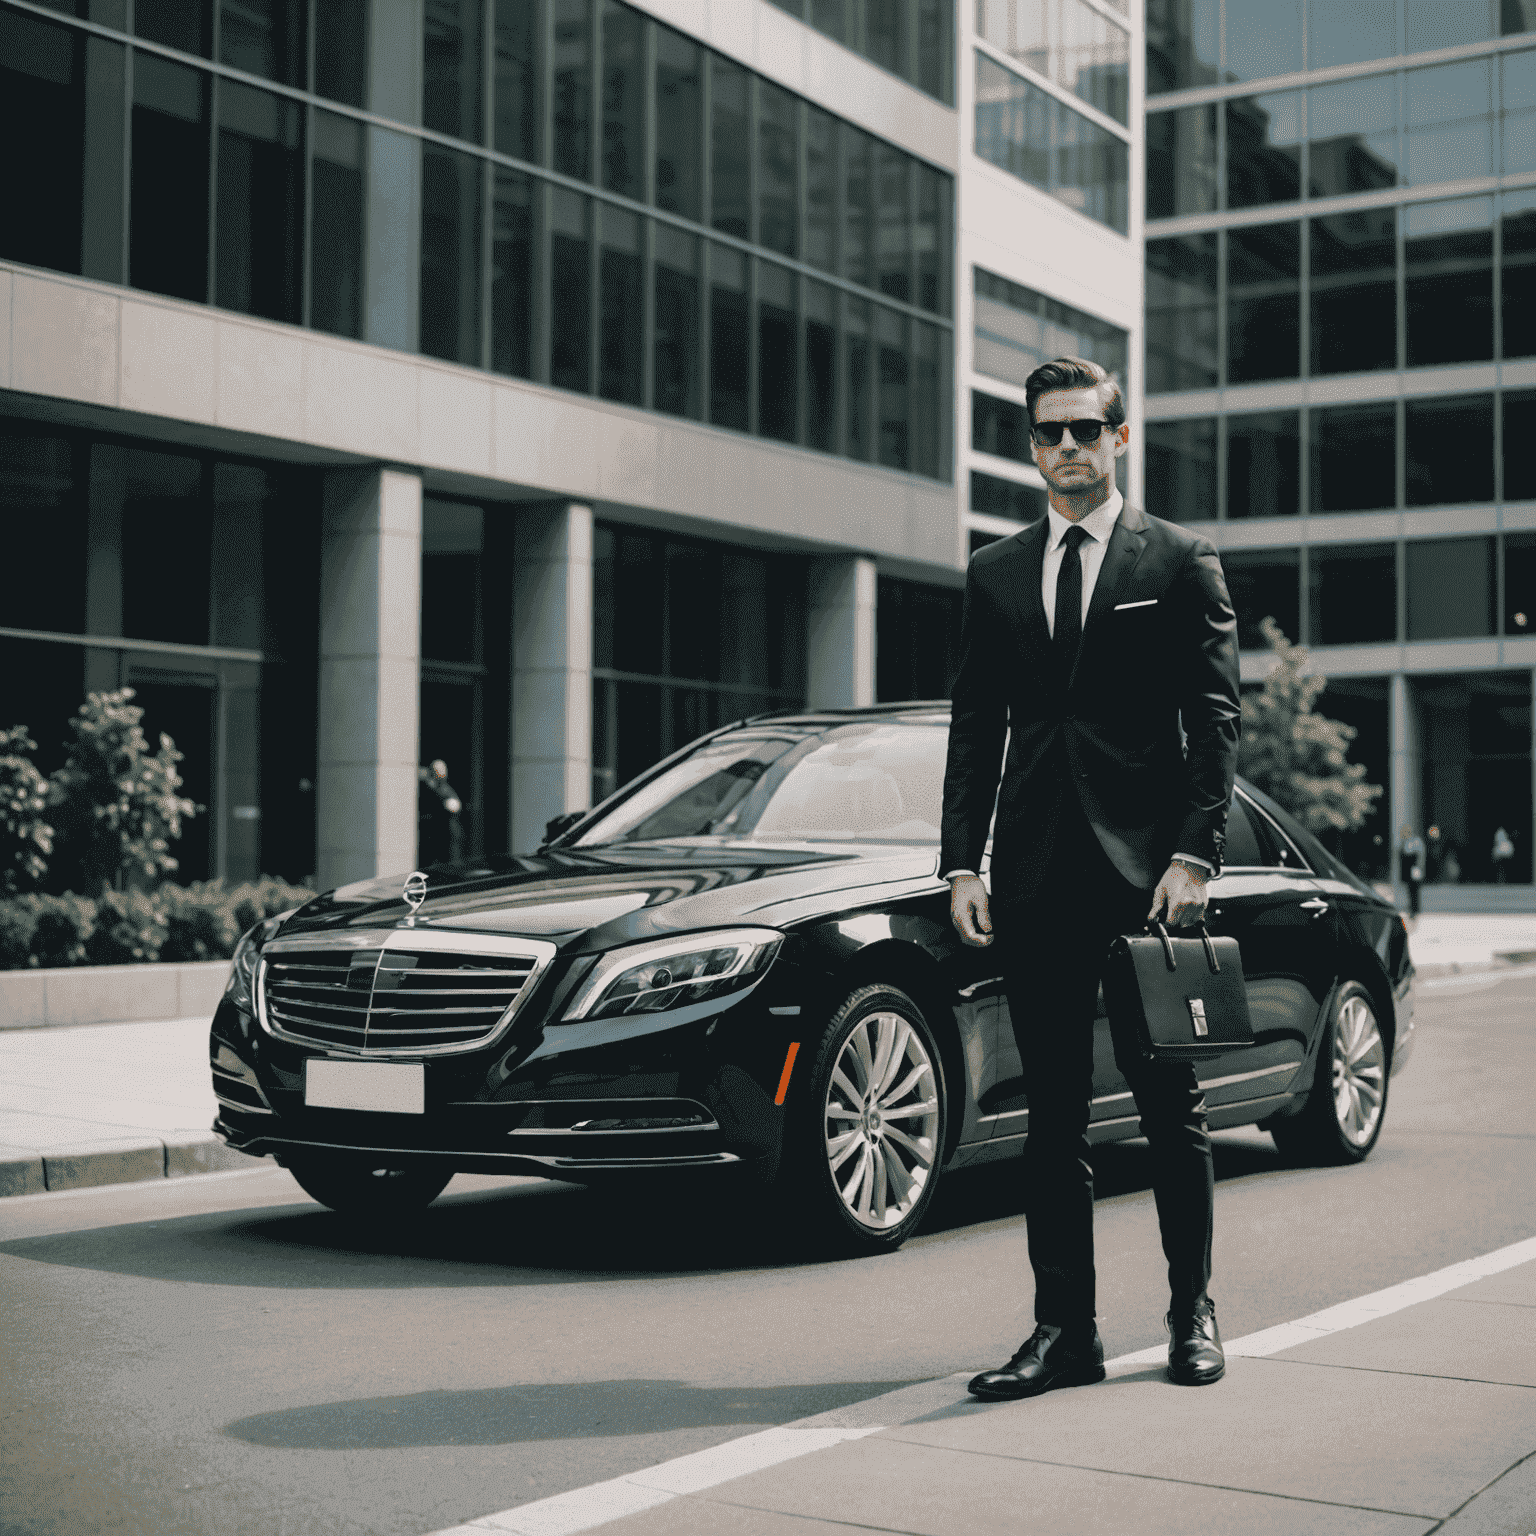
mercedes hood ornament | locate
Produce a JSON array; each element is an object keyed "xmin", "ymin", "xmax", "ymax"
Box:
[{"xmin": 403, "ymin": 870, "xmax": 429, "ymax": 924}]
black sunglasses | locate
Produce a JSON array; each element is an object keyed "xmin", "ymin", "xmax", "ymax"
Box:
[{"xmin": 1031, "ymin": 418, "xmax": 1111, "ymax": 446}]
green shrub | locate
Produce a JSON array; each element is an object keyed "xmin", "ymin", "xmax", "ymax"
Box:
[
  {"xmin": 1, "ymin": 726, "xmax": 53, "ymax": 893},
  {"xmin": 0, "ymin": 893, "xmax": 98, "ymax": 968},
  {"xmin": 87, "ymin": 889, "xmax": 169, "ymax": 965},
  {"xmin": 157, "ymin": 881, "xmax": 242, "ymax": 962}
]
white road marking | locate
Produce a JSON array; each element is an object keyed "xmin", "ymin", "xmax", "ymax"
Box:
[{"xmin": 426, "ymin": 1233, "xmax": 1536, "ymax": 1536}]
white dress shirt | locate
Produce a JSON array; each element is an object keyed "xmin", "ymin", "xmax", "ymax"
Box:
[{"xmin": 943, "ymin": 488, "xmax": 1213, "ymax": 883}]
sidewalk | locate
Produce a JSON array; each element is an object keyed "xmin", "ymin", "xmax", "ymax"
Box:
[
  {"xmin": 436, "ymin": 1245, "xmax": 1536, "ymax": 1536},
  {"xmin": 0, "ymin": 1017, "xmax": 260, "ymax": 1196},
  {"xmin": 1405, "ymin": 912, "xmax": 1536, "ymax": 977}
]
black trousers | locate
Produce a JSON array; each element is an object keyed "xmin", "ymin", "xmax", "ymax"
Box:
[{"xmin": 995, "ymin": 796, "xmax": 1215, "ymax": 1329}]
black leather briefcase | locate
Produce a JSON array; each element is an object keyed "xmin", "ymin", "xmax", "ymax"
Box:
[{"xmin": 1103, "ymin": 923, "xmax": 1255, "ymax": 1064}]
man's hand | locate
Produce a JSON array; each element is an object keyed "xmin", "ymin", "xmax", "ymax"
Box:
[
  {"xmin": 950, "ymin": 873, "xmax": 994, "ymax": 947},
  {"xmin": 1147, "ymin": 858, "xmax": 1208, "ymax": 928}
]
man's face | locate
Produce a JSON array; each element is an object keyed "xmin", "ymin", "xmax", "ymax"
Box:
[{"xmin": 1029, "ymin": 385, "xmax": 1129, "ymax": 496}]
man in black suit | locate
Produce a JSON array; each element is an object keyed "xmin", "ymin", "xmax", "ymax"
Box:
[{"xmin": 941, "ymin": 357, "xmax": 1240, "ymax": 1397}]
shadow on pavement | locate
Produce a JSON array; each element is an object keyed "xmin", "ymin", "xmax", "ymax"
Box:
[{"xmin": 222, "ymin": 1378, "xmax": 917, "ymax": 1450}]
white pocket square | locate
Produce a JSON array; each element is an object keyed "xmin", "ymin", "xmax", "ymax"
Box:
[{"xmin": 1113, "ymin": 598, "xmax": 1158, "ymax": 611}]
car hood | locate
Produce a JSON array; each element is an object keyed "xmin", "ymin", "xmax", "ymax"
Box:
[{"xmin": 278, "ymin": 840, "xmax": 941, "ymax": 952}]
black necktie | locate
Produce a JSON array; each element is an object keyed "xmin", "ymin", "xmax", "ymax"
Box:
[{"xmin": 1053, "ymin": 524, "xmax": 1091, "ymax": 685}]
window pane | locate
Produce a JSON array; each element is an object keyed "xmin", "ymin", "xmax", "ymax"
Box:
[
  {"xmin": 0, "ymin": 433, "xmax": 87, "ymax": 635},
  {"xmin": 310, "ymin": 109, "xmax": 364, "ymax": 338},
  {"xmin": 846, "ymin": 295, "xmax": 872, "ymax": 460},
  {"xmin": 706, "ymin": 56, "xmax": 750, "ymax": 240},
  {"xmin": 1502, "ymin": 50, "xmax": 1536, "ymax": 177},
  {"xmin": 971, "ymin": 389, "xmax": 1030, "ymax": 463},
  {"xmin": 601, "ymin": 0, "xmax": 643, "ymax": 198},
  {"xmin": 1405, "ymin": 59, "xmax": 1493, "ymax": 185},
  {"xmin": 1506, "ymin": 532, "xmax": 1536, "ymax": 634},
  {"xmin": 220, "ymin": 0, "xmax": 304, "ymax": 87},
  {"xmin": 653, "ymin": 222, "xmax": 700, "ymax": 417},
  {"xmin": 314, "ymin": 0, "xmax": 366, "ymax": 108},
  {"xmin": 866, "ymin": 0, "xmax": 907, "ymax": 75},
  {"xmin": 875, "ymin": 143, "xmax": 910, "ymax": 301},
  {"xmin": 1309, "ymin": 73, "xmax": 1399, "ymax": 197},
  {"xmin": 758, "ymin": 260, "xmax": 798, "ymax": 442},
  {"xmin": 598, "ymin": 205, "xmax": 643, "ymax": 405},
  {"xmin": 1222, "ymin": 550, "xmax": 1300, "ymax": 648},
  {"xmin": 1225, "ymin": 92, "xmax": 1301, "ymax": 210},
  {"xmin": 1309, "ymin": 544, "xmax": 1397, "ymax": 645},
  {"xmin": 1405, "ymin": 198, "xmax": 1493, "ymax": 366},
  {"xmin": 420, "ymin": 142, "xmax": 483, "ymax": 366},
  {"xmin": 876, "ymin": 577, "xmax": 962, "ymax": 702},
  {"xmin": 135, "ymin": 0, "xmax": 207, "ymax": 57},
  {"xmin": 915, "ymin": 164, "xmax": 949, "ymax": 315},
  {"xmin": 805, "ymin": 278, "xmax": 837, "ymax": 451},
  {"xmin": 812, "ymin": 0, "xmax": 848, "ymax": 42},
  {"xmin": 1406, "ymin": 0, "xmax": 1496, "ymax": 53},
  {"xmin": 751, "ymin": 81, "xmax": 797, "ymax": 259},
  {"xmin": 1407, "ymin": 538, "xmax": 1495, "ymax": 638},
  {"xmin": 655, "ymin": 26, "xmax": 701, "ymax": 220},
  {"xmin": 1145, "ymin": 417, "xmax": 1217, "ymax": 522},
  {"xmin": 491, "ymin": 166, "xmax": 535, "ymax": 379},
  {"xmin": 421, "ymin": 500, "xmax": 484, "ymax": 663},
  {"xmin": 911, "ymin": 321, "xmax": 944, "ymax": 479},
  {"xmin": 1310, "ymin": 207, "xmax": 1398, "ymax": 375},
  {"xmin": 843, "ymin": 127, "xmax": 874, "ymax": 287},
  {"xmin": 916, "ymin": 0, "xmax": 951, "ymax": 102},
  {"xmin": 552, "ymin": 0, "xmax": 592, "ymax": 180},
  {"xmin": 122, "ymin": 449, "xmax": 209, "ymax": 645},
  {"xmin": 877, "ymin": 308, "xmax": 910, "ymax": 471},
  {"xmin": 1311, "ymin": 401, "xmax": 1396, "ymax": 512},
  {"xmin": 1147, "ymin": 104, "xmax": 1217, "ymax": 217},
  {"xmin": 1309, "ymin": 0, "xmax": 1397, "ymax": 70},
  {"xmin": 804, "ymin": 108, "xmax": 837, "ymax": 273},
  {"xmin": 1506, "ymin": 391, "xmax": 1536, "ymax": 499},
  {"xmin": 215, "ymin": 81, "xmax": 302, "ymax": 323},
  {"xmin": 1226, "ymin": 411, "xmax": 1299, "ymax": 519},
  {"xmin": 709, "ymin": 243, "xmax": 749, "ymax": 430},
  {"xmin": 1404, "ymin": 393, "xmax": 1494, "ymax": 505},
  {"xmin": 1145, "ymin": 234, "xmax": 1218, "ymax": 391},
  {"xmin": 1060, "ymin": 0, "xmax": 1129, "ymax": 125},
  {"xmin": 970, "ymin": 469, "xmax": 1045, "ymax": 520},
  {"xmin": 495, "ymin": 0, "xmax": 541, "ymax": 162},
  {"xmin": 550, "ymin": 187, "xmax": 591, "ymax": 391},
  {"xmin": 1224, "ymin": 0, "xmax": 1301, "ymax": 82},
  {"xmin": 1226, "ymin": 221, "xmax": 1300, "ymax": 384},
  {"xmin": 424, "ymin": 0, "xmax": 483, "ymax": 142},
  {"xmin": 1504, "ymin": 189, "xmax": 1536, "ymax": 358},
  {"xmin": 130, "ymin": 51, "xmax": 208, "ymax": 302},
  {"xmin": 1146, "ymin": 0, "xmax": 1218, "ymax": 93},
  {"xmin": 973, "ymin": 273, "xmax": 1042, "ymax": 389}
]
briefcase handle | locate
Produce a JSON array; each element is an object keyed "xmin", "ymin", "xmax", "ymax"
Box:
[{"xmin": 1146, "ymin": 920, "xmax": 1221, "ymax": 975}]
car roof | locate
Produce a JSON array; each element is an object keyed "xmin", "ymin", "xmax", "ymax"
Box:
[{"xmin": 741, "ymin": 702, "xmax": 953, "ymax": 727}]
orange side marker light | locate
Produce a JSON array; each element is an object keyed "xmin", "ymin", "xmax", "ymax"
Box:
[{"xmin": 774, "ymin": 1041, "xmax": 801, "ymax": 1106}]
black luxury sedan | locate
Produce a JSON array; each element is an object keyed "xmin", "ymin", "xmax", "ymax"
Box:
[{"xmin": 210, "ymin": 704, "xmax": 1416, "ymax": 1255}]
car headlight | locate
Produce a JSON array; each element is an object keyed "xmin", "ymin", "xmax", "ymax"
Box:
[
  {"xmin": 225, "ymin": 911, "xmax": 294, "ymax": 1011},
  {"xmin": 561, "ymin": 928, "xmax": 783, "ymax": 1022}
]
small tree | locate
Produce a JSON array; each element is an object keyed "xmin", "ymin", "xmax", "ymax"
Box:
[
  {"xmin": 48, "ymin": 689, "xmax": 198, "ymax": 895},
  {"xmin": 1239, "ymin": 617, "xmax": 1382, "ymax": 840},
  {"xmin": 0, "ymin": 726, "xmax": 53, "ymax": 893}
]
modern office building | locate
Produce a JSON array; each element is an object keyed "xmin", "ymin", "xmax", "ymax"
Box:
[
  {"xmin": 0, "ymin": 0, "xmax": 1140, "ymax": 892},
  {"xmin": 1144, "ymin": 0, "xmax": 1536, "ymax": 904}
]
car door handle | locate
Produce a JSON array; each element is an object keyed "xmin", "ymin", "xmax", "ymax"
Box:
[{"xmin": 1299, "ymin": 897, "xmax": 1330, "ymax": 917}]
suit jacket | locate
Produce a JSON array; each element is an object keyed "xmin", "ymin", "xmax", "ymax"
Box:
[{"xmin": 939, "ymin": 503, "xmax": 1241, "ymax": 901}]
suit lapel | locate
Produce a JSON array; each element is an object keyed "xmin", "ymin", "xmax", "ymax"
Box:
[
  {"xmin": 1004, "ymin": 519, "xmax": 1052, "ymax": 661},
  {"xmin": 1070, "ymin": 504, "xmax": 1147, "ymax": 691}
]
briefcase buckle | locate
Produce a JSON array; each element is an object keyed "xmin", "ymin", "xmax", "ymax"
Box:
[{"xmin": 1187, "ymin": 997, "xmax": 1209, "ymax": 1038}]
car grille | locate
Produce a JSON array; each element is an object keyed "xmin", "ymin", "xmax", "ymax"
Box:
[{"xmin": 257, "ymin": 931, "xmax": 557, "ymax": 1057}]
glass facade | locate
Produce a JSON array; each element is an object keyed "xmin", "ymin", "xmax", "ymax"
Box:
[
  {"xmin": 976, "ymin": 0, "xmax": 1131, "ymax": 125},
  {"xmin": 0, "ymin": 420, "xmax": 320, "ymax": 886},
  {"xmin": 974, "ymin": 51, "xmax": 1131, "ymax": 233},
  {"xmin": 972, "ymin": 267, "xmax": 1129, "ymax": 391},
  {"xmin": 876, "ymin": 576, "xmax": 963, "ymax": 701},
  {"xmin": 0, "ymin": 0, "xmax": 955, "ymax": 480},
  {"xmin": 766, "ymin": 0, "xmax": 957, "ymax": 104}
]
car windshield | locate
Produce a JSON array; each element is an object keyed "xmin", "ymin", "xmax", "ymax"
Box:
[{"xmin": 574, "ymin": 721, "xmax": 949, "ymax": 846}]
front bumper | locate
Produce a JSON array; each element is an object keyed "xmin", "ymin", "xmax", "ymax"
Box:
[{"xmin": 210, "ymin": 961, "xmax": 808, "ymax": 1177}]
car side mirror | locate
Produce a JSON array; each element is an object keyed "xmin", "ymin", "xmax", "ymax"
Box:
[{"xmin": 541, "ymin": 809, "xmax": 586, "ymax": 847}]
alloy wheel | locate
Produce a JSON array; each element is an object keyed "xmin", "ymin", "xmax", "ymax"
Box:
[
  {"xmin": 822, "ymin": 1010, "xmax": 940, "ymax": 1231},
  {"xmin": 1331, "ymin": 993, "xmax": 1386, "ymax": 1148}
]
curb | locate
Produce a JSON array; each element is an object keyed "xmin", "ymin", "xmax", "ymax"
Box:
[
  {"xmin": 0, "ymin": 1134, "xmax": 268, "ymax": 1198},
  {"xmin": 1414, "ymin": 950, "xmax": 1536, "ymax": 979}
]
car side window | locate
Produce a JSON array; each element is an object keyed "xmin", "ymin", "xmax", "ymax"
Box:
[
  {"xmin": 1223, "ymin": 798, "xmax": 1268, "ymax": 867},
  {"xmin": 1240, "ymin": 794, "xmax": 1311, "ymax": 871}
]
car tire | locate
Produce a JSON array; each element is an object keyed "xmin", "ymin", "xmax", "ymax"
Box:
[
  {"xmin": 1270, "ymin": 980, "xmax": 1389, "ymax": 1166},
  {"xmin": 772, "ymin": 983, "xmax": 947, "ymax": 1258},
  {"xmin": 285, "ymin": 1155, "xmax": 454, "ymax": 1217}
]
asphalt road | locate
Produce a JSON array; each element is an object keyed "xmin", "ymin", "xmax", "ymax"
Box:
[{"xmin": 3, "ymin": 969, "xmax": 1533, "ymax": 1536}]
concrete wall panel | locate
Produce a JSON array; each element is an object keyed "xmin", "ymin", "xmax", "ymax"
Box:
[
  {"xmin": 11, "ymin": 271, "xmax": 118, "ymax": 407},
  {"xmin": 303, "ymin": 336, "xmax": 421, "ymax": 462},
  {"xmin": 119, "ymin": 299, "xmax": 220, "ymax": 424},
  {"xmin": 419, "ymin": 364, "xmax": 495, "ymax": 477},
  {"xmin": 217, "ymin": 318, "xmax": 307, "ymax": 441},
  {"xmin": 0, "ymin": 268, "xmax": 11, "ymax": 390}
]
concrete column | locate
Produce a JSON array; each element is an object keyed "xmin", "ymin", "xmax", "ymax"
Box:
[
  {"xmin": 316, "ymin": 468, "xmax": 422, "ymax": 889},
  {"xmin": 511, "ymin": 503, "xmax": 593, "ymax": 855},
  {"xmin": 1388, "ymin": 671, "xmax": 1420, "ymax": 903},
  {"xmin": 806, "ymin": 556, "xmax": 878, "ymax": 708}
]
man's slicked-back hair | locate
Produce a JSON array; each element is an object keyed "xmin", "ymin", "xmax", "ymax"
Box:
[{"xmin": 1024, "ymin": 356, "xmax": 1126, "ymax": 430}]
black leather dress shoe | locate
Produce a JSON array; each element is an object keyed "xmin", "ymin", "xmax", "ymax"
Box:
[
  {"xmin": 967, "ymin": 1323, "xmax": 1106, "ymax": 1401},
  {"xmin": 1167, "ymin": 1297, "xmax": 1225, "ymax": 1385}
]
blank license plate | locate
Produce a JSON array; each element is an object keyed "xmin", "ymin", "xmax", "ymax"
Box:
[{"xmin": 305, "ymin": 1060, "xmax": 424, "ymax": 1114}]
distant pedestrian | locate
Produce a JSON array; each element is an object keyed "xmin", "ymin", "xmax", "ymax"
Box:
[
  {"xmin": 1399, "ymin": 825, "xmax": 1425, "ymax": 918},
  {"xmin": 1492, "ymin": 825, "xmax": 1515, "ymax": 884}
]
